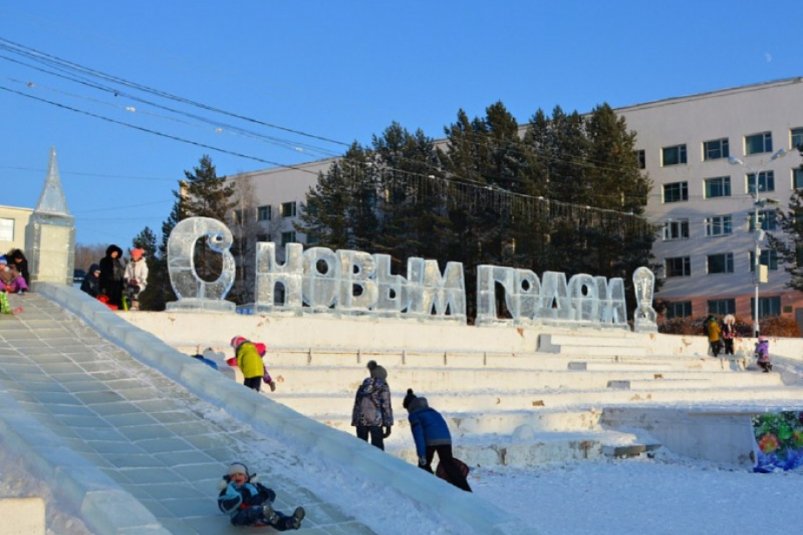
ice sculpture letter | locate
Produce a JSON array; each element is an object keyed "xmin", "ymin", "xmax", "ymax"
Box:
[
  {"xmin": 632, "ymin": 266, "xmax": 657, "ymax": 332},
  {"xmin": 166, "ymin": 217, "xmax": 236, "ymax": 311},
  {"xmin": 255, "ymin": 242, "xmax": 303, "ymax": 313}
]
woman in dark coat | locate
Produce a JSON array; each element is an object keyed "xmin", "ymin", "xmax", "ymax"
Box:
[{"xmin": 98, "ymin": 245, "xmax": 125, "ymax": 307}]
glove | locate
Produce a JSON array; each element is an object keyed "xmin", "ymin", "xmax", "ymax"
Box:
[
  {"xmin": 418, "ymin": 456, "xmax": 428, "ymax": 467},
  {"xmin": 268, "ymin": 381, "xmax": 276, "ymax": 392},
  {"xmin": 382, "ymin": 425, "xmax": 391, "ymax": 438}
]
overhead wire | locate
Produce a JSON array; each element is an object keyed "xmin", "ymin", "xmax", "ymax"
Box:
[{"xmin": 1, "ymin": 36, "xmax": 654, "ymax": 230}]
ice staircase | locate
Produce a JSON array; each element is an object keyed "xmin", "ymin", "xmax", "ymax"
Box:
[{"xmin": 185, "ymin": 334, "xmax": 802, "ymax": 468}]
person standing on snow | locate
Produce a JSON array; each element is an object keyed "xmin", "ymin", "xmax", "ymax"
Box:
[
  {"xmin": 351, "ymin": 360, "xmax": 393, "ymax": 450},
  {"xmin": 123, "ymin": 247, "xmax": 149, "ymax": 310},
  {"xmin": 99, "ymin": 244, "xmax": 125, "ymax": 308}
]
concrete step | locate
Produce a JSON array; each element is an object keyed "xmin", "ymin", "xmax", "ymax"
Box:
[
  {"xmin": 186, "ymin": 345, "xmax": 729, "ymax": 371},
  {"xmin": 264, "ymin": 367, "xmax": 784, "ymax": 394},
  {"xmin": 269, "ymin": 384, "xmax": 803, "ymax": 415},
  {"xmin": 320, "ymin": 408, "xmax": 606, "ymax": 437},
  {"xmin": 384, "ymin": 429, "xmax": 661, "ymax": 467}
]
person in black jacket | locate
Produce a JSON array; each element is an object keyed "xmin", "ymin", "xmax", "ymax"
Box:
[
  {"xmin": 6, "ymin": 249, "xmax": 29, "ymax": 287},
  {"xmin": 98, "ymin": 245, "xmax": 125, "ymax": 307},
  {"xmin": 217, "ymin": 462, "xmax": 305, "ymax": 530},
  {"xmin": 80, "ymin": 264, "xmax": 102, "ymax": 297}
]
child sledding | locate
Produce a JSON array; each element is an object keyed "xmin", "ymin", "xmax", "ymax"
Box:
[{"xmin": 217, "ymin": 462, "xmax": 305, "ymax": 530}]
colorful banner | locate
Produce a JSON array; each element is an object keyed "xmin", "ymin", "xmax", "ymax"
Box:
[{"xmin": 752, "ymin": 412, "xmax": 803, "ymax": 472}]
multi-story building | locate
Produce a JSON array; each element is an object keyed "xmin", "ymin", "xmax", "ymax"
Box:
[
  {"xmin": 617, "ymin": 77, "xmax": 803, "ymax": 328},
  {"xmin": 227, "ymin": 77, "xmax": 803, "ymax": 330}
]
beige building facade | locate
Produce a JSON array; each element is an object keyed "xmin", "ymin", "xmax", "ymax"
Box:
[
  {"xmin": 227, "ymin": 78, "xmax": 803, "ymax": 330},
  {"xmin": 0, "ymin": 205, "xmax": 33, "ymax": 253}
]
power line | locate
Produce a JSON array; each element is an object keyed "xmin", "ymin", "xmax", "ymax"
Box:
[{"xmin": 0, "ymin": 37, "xmax": 350, "ymax": 148}]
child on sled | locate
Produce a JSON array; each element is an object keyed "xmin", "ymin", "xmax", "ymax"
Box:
[{"xmin": 217, "ymin": 462, "xmax": 305, "ymax": 530}]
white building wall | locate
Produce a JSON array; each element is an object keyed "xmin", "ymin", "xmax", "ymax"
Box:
[{"xmin": 617, "ymin": 78, "xmax": 803, "ymax": 321}]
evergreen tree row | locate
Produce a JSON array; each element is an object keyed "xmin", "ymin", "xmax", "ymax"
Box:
[{"xmin": 297, "ymin": 102, "xmax": 656, "ymax": 319}]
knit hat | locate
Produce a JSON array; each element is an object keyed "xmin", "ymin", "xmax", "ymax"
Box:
[
  {"xmin": 0, "ymin": 256, "xmax": 6, "ymax": 265},
  {"xmin": 367, "ymin": 360, "xmax": 387, "ymax": 380},
  {"xmin": 130, "ymin": 248, "xmax": 144, "ymax": 260},
  {"xmin": 228, "ymin": 462, "xmax": 248, "ymax": 477},
  {"xmin": 230, "ymin": 336, "xmax": 247, "ymax": 348},
  {"xmin": 402, "ymin": 388, "xmax": 417, "ymax": 410}
]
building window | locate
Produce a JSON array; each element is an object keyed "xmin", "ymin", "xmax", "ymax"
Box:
[
  {"xmin": 0, "ymin": 218, "xmax": 14, "ymax": 241},
  {"xmin": 750, "ymin": 250, "xmax": 779, "ymax": 271},
  {"xmin": 662, "ymin": 144, "xmax": 687, "ymax": 166},
  {"xmin": 746, "ymin": 171, "xmax": 774, "ymax": 194},
  {"xmin": 751, "ymin": 296, "xmax": 781, "ymax": 319},
  {"xmin": 257, "ymin": 205, "xmax": 271, "ymax": 221},
  {"xmin": 705, "ymin": 215, "xmax": 732, "ymax": 237},
  {"xmin": 256, "ymin": 233, "xmax": 270, "ymax": 242},
  {"xmin": 281, "ymin": 202, "xmax": 297, "ymax": 218},
  {"xmin": 793, "ymin": 168, "xmax": 803, "ymax": 189},
  {"xmin": 663, "ymin": 182, "xmax": 688, "ymax": 203},
  {"xmin": 662, "ymin": 219, "xmax": 689, "ymax": 240},
  {"xmin": 707, "ymin": 253, "xmax": 734, "ymax": 274},
  {"xmin": 281, "ymin": 231, "xmax": 296, "ymax": 246},
  {"xmin": 791, "ymin": 127, "xmax": 803, "ymax": 150},
  {"xmin": 635, "ymin": 150, "xmax": 646, "ymax": 169},
  {"xmin": 665, "ymin": 301, "xmax": 692, "ymax": 319},
  {"xmin": 749, "ymin": 210, "xmax": 778, "ymax": 231},
  {"xmin": 745, "ymin": 131, "xmax": 772, "ymax": 155},
  {"xmin": 707, "ymin": 299, "xmax": 735, "ymax": 315},
  {"xmin": 704, "ymin": 176, "xmax": 731, "ymax": 198},
  {"xmin": 665, "ymin": 256, "xmax": 691, "ymax": 277},
  {"xmin": 703, "ymin": 138, "xmax": 729, "ymax": 161}
]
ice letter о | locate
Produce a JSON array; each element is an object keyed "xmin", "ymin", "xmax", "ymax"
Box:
[
  {"xmin": 255, "ymin": 242, "xmax": 303, "ymax": 312},
  {"xmin": 166, "ymin": 217, "xmax": 235, "ymax": 311},
  {"xmin": 632, "ymin": 266, "xmax": 657, "ymax": 332},
  {"xmin": 302, "ymin": 247, "xmax": 340, "ymax": 312}
]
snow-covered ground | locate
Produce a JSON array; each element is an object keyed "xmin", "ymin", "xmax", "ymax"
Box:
[{"xmin": 3, "ymin": 445, "xmax": 802, "ymax": 534}]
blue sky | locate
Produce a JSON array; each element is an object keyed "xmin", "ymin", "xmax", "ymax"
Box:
[{"xmin": 2, "ymin": 1, "xmax": 802, "ymax": 249}]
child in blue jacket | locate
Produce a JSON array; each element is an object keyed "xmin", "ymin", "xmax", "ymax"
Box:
[
  {"xmin": 217, "ymin": 462, "xmax": 305, "ymax": 530},
  {"xmin": 403, "ymin": 389, "xmax": 471, "ymax": 492}
]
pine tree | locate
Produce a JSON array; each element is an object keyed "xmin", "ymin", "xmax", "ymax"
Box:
[{"xmin": 768, "ymin": 149, "xmax": 803, "ymax": 290}]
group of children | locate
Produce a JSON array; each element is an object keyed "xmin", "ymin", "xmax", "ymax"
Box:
[
  {"xmin": 219, "ymin": 339, "xmax": 471, "ymax": 529},
  {"xmin": 704, "ymin": 314, "xmax": 773, "ymax": 372},
  {"xmin": 0, "ymin": 250, "xmax": 30, "ymax": 314},
  {"xmin": 80, "ymin": 245, "xmax": 148, "ymax": 311}
]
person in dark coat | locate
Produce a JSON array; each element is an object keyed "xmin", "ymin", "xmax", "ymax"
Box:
[
  {"xmin": 351, "ymin": 360, "xmax": 393, "ymax": 450},
  {"xmin": 403, "ymin": 388, "xmax": 471, "ymax": 492},
  {"xmin": 98, "ymin": 245, "xmax": 125, "ymax": 307},
  {"xmin": 80, "ymin": 264, "xmax": 102, "ymax": 297},
  {"xmin": 217, "ymin": 462, "xmax": 305, "ymax": 530},
  {"xmin": 6, "ymin": 249, "xmax": 29, "ymax": 286}
]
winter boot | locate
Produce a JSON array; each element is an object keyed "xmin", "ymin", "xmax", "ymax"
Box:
[
  {"xmin": 289, "ymin": 507, "xmax": 305, "ymax": 529},
  {"xmin": 262, "ymin": 504, "xmax": 279, "ymax": 525}
]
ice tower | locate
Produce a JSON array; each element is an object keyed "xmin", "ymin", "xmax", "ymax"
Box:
[{"xmin": 25, "ymin": 147, "xmax": 75, "ymax": 285}]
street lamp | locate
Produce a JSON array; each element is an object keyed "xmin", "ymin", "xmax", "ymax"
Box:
[{"xmin": 728, "ymin": 148, "xmax": 787, "ymax": 337}]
